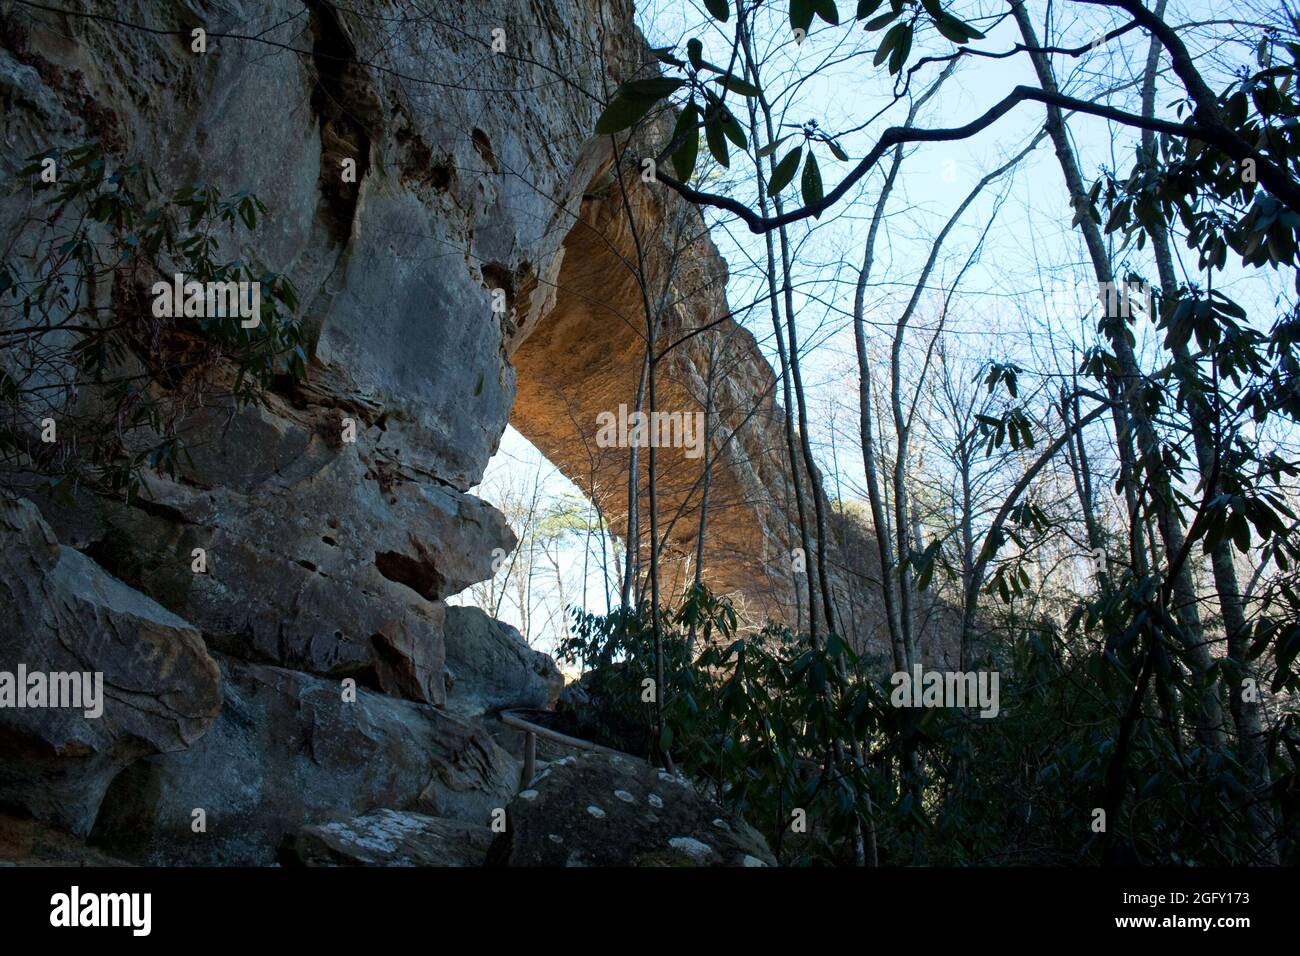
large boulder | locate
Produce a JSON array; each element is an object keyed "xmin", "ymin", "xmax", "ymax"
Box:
[
  {"xmin": 32, "ymin": 397, "xmax": 514, "ymax": 707},
  {"xmin": 289, "ymin": 809, "xmax": 494, "ymax": 866},
  {"xmin": 486, "ymin": 752, "xmax": 776, "ymax": 867},
  {"xmin": 0, "ymin": 498, "xmax": 222, "ymax": 837},
  {"xmin": 443, "ymin": 606, "xmax": 563, "ymax": 716},
  {"xmin": 90, "ymin": 654, "xmax": 519, "ymax": 865}
]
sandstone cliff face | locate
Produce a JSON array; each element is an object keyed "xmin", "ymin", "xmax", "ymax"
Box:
[
  {"xmin": 0, "ymin": 0, "xmax": 836, "ymax": 861},
  {"xmin": 2, "ymin": 0, "xmax": 616, "ymax": 703}
]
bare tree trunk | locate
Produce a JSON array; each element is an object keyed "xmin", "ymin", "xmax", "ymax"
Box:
[
  {"xmin": 738, "ymin": 24, "xmax": 816, "ymax": 638},
  {"xmin": 647, "ymin": 328, "xmax": 666, "ymax": 766},
  {"xmin": 890, "ymin": 133, "xmax": 1043, "ymax": 664},
  {"xmin": 687, "ymin": 334, "xmax": 719, "ymax": 657},
  {"xmin": 853, "ymin": 146, "xmax": 909, "ymax": 672},
  {"xmin": 774, "ymin": 227, "xmax": 840, "ymax": 638},
  {"xmin": 956, "ymin": 431, "xmax": 976, "ymax": 670},
  {"xmin": 609, "ymin": 134, "xmax": 668, "ymax": 764},
  {"xmin": 620, "ymin": 350, "xmax": 649, "ymax": 609},
  {"xmin": 1060, "ymin": 363, "xmax": 1110, "ymax": 587},
  {"xmin": 1135, "ymin": 0, "xmax": 1278, "ymax": 861},
  {"xmin": 1011, "ymin": 0, "xmax": 1225, "ymax": 751}
]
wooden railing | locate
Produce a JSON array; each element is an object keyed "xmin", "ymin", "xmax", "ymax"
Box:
[{"xmin": 498, "ymin": 708, "xmax": 635, "ymax": 789}]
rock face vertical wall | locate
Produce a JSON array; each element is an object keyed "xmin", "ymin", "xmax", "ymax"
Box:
[
  {"xmin": 0, "ymin": 0, "xmax": 875, "ymax": 859},
  {"xmin": 2, "ymin": 0, "xmax": 633, "ymax": 707}
]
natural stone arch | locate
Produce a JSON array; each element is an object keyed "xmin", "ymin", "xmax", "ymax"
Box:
[{"xmin": 503, "ymin": 138, "xmax": 868, "ymax": 631}]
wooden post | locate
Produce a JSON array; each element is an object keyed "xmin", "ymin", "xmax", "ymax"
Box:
[
  {"xmin": 522, "ymin": 731, "xmax": 537, "ymax": 789},
  {"xmin": 499, "ymin": 708, "xmax": 637, "ymax": 794}
]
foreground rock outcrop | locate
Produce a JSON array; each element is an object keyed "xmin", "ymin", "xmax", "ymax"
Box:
[
  {"xmin": 487, "ymin": 753, "xmax": 776, "ymax": 867},
  {"xmin": 31, "ymin": 399, "xmax": 512, "ymax": 708},
  {"xmin": 290, "ymin": 809, "xmax": 494, "ymax": 867},
  {"xmin": 443, "ymin": 606, "xmax": 563, "ymax": 717},
  {"xmin": 0, "ymin": 498, "xmax": 221, "ymax": 837},
  {"xmin": 89, "ymin": 654, "xmax": 518, "ymax": 865}
]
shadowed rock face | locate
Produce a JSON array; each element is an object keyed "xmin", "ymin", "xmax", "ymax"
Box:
[
  {"xmin": 30, "ymin": 395, "xmax": 513, "ymax": 706},
  {"xmin": 90, "ymin": 654, "xmax": 519, "ymax": 866},
  {"xmin": 0, "ymin": 499, "xmax": 222, "ymax": 837},
  {"xmin": 443, "ymin": 606, "xmax": 563, "ymax": 717},
  {"xmin": 0, "ymin": 812, "xmax": 132, "ymax": 866}
]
